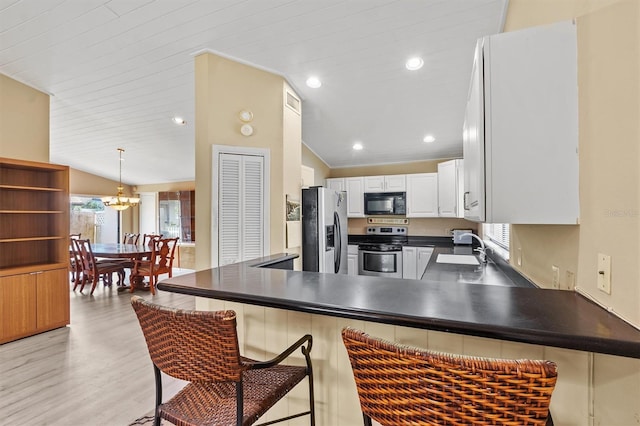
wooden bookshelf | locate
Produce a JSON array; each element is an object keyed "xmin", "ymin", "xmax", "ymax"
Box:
[{"xmin": 0, "ymin": 157, "xmax": 70, "ymax": 343}]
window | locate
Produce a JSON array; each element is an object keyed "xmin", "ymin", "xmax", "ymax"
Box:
[{"xmin": 483, "ymin": 223, "xmax": 510, "ymax": 260}]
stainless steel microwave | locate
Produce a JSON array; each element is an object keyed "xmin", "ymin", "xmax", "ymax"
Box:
[{"xmin": 364, "ymin": 192, "xmax": 406, "ymax": 215}]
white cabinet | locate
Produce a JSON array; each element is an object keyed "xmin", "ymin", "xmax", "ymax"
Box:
[
  {"xmin": 438, "ymin": 159, "xmax": 464, "ymax": 218},
  {"xmin": 406, "ymin": 173, "xmax": 438, "ymax": 218},
  {"xmin": 345, "ymin": 177, "xmax": 365, "ymax": 218},
  {"xmin": 402, "ymin": 246, "xmax": 433, "ymax": 280},
  {"xmin": 347, "ymin": 245, "xmax": 359, "ymax": 276},
  {"xmin": 364, "ymin": 175, "xmax": 406, "ymax": 192},
  {"xmin": 325, "ymin": 178, "xmax": 345, "ymax": 192},
  {"xmin": 463, "ymin": 20, "xmax": 579, "ymax": 224},
  {"xmin": 325, "ymin": 177, "xmax": 364, "ymax": 218}
]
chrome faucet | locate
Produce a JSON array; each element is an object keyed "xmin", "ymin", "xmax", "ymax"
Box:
[{"xmin": 460, "ymin": 233, "xmax": 487, "ymax": 263}]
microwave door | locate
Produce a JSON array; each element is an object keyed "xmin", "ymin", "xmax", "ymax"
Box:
[{"xmin": 369, "ymin": 199, "xmax": 392, "ymax": 214}]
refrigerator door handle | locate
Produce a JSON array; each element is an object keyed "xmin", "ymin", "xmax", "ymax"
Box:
[{"xmin": 334, "ymin": 211, "xmax": 341, "ymax": 273}]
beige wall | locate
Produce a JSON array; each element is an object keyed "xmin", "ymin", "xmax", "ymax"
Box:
[
  {"xmin": 506, "ymin": 0, "xmax": 640, "ymax": 321},
  {"xmin": 301, "ymin": 143, "xmax": 330, "ymax": 185},
  {"xmin": 194, "ymin": 52, "xmax": 299, "ymax": 270},
  {"xmin": 135, "ymin": 181, "xmax": 194, "ymax": 193},
  {"xmin": 0, "ymin": 73, "xmax": 49, "ymax": 162},
  {"xmin": 506, "ymin": 1, "xmax": 640, "ymax": 424}
]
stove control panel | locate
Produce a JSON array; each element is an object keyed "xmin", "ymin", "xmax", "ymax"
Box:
[{"xmin": 366, "ymin": 226, "xmax": 407, "ymax": 235}]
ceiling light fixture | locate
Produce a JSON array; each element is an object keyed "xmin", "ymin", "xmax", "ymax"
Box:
[
  {"xmin": 353, "ymin": 142, "xmax": 363, "ymax": 151},
  {"xmin": 306, "ymin": 76, "xmax": 322, "ymax": 88},
  {"xmin": 172, "ymin": 116, "xmax": 186, "ymax": 125},
  {"xmin": 238, "ymin": 110, "xmax": 253, "ymax": 122},
  {"xmin": 423, "ymin": 135, "xmax": 436, "ymax": 143},
  {"xmin": 406, "ymin": 57, "xmax": 424, "ymax": 71},
  {"xmin": 102, "ymin": 148, "xmax": 140, "ymax": 211}
]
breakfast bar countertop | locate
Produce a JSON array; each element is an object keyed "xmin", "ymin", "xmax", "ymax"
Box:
[{"xmin": 157, "ymin": 253, "xmax": 640, "ymax": 359}]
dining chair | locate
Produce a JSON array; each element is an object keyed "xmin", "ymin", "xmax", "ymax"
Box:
[
  {"xmin": 123, "ymin": 232, "xmax": 140, "ymax": 245},
  {"xmin": 130, "ymin": 237, "xmax": 178, "ymax": 295},
  {"xmin": 73, "ymin": 239, "xmax": 126, "ymax": 295},
  {"xmin": 341, "ymin": 327, "xmax": 557, "ymax": 426},
  {"xmin": 69, "ymin": 234, "xmax": 82, "ymax": 284},
  {"xmin": 142, "ymin": 233, "xmax": 163, "ymax": 248},
  {"xmin": 131, "ymin": 296, "xmax": 315, "ymax": 426}
]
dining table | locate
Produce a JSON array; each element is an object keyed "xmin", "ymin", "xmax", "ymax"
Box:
[{"xmin": 90, "ymin": 243, "xmax": 152, "ymax": 292}]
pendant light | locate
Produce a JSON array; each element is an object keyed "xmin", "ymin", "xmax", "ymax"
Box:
[{"xmin": 102, "ymin": 148, "xmax": 140, "ymax": 211}]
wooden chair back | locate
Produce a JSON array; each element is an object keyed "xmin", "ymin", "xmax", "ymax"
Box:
[
  {"xmin": 123, "ymin": 233, "xmax": 140, "ymax": 245},
  {"xmin": 69, "ymin": 235, "xmax": 82, "ymax": 285},
  {"xmin": 341, "ymin": 327, "xmax": 558, "ymax": 426},
  {"xmin": 143, "ymin": 233, "xmax": 162, "ymax": 248},
  {"xmin": 154, "ymin": 237, "xmax": 179, "ymax": 278},
  {"xmin": 73, "ymin": 239, "xmax": 124, "ymax": 295}
]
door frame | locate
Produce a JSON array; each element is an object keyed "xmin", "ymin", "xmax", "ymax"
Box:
[{"xmin": 211, "ymin": 145, "xmax": 270, "ymax": 267}]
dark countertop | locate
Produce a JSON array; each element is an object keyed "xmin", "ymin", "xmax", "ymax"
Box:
[
  {"xmin": 422, "ymin": 246, "xmax": 536, "ymax": 288},
  {"xmin": 158, "ymin": 253, "xmax": 640, "ymax": 359}
]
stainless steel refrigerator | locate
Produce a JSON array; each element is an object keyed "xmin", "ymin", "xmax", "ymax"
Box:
[{"xmin": 302, "ymin": 186, "xmax": 348, "ymax": 274}]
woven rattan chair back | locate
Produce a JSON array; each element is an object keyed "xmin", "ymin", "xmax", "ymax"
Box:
[
  {"xmin": 341, "ymin": 327, "xmax": 557, "ymax": 426},
  {"xmin": 132, "ymin": 295, "xmax": 243, "ymax": 382},
  {"xmin": 131, "ymin": 296, "xmax": 316, "ymax": 426}
]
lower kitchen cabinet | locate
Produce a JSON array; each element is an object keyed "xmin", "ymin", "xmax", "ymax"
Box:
[
  {"xmin": 0, "ymin": 268, "xmax": 69, "ymax": 344},
  {"xmin": 347, "ymin": 245, "xmax": 359, "ymax": 276},
  {"xmin": 402, "ymin": 246, "xmax": 434, "ymax": 280}
]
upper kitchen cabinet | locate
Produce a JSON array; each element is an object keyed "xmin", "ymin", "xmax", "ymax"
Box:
[
  {"xmin": 406, "ymin": 173, "xmax": 438, "ymax": 218},
  {"xmin": 324, "ymin": 177, "xmax": 364, "ymax": 218},
  {"xmin": 463, "ymin": 20, "xmax": 579, "ymax": 224},
  {"xmin": 364, "ymin": 175, "xmax": 406, "ymax": 193},
  {"xmin": 345, "ymin": 177, "xmax": 365, "ymax": 218},
  {"xmin": 438, "ymin": 159, "xmax": 464, "ymax": 218},
  {"xmin": 325, "ymin": 178, "xmax": 345, "ymax": 192}
]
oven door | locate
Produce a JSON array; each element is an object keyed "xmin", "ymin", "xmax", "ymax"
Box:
[{"xmin": 358, "ymin": 249, "xmax": 402, "ymax": 278}]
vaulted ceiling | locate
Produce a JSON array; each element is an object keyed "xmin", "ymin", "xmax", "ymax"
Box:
[{"xmin": 0, "ymin": 0, "xmax": 507, "ymax": 185}]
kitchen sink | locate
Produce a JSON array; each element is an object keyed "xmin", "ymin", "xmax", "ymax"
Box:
[{"xmin": 436, "ymin": 254, "xmax": 480, "ymax": 265}]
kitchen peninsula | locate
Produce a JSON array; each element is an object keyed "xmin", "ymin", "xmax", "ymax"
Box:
[{"xmin": 158, "ymin": 253, "xmax": 640, "ymax": 425}]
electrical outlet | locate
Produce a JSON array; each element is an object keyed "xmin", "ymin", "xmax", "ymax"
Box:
[
  {"xmin": 551, "ymin": 265, "xmax": 560, "ymax": 289},
  {"xmin": 566, "ymin": 270, "xmax": 575, "ymax": 290},
  {"xmin": 597, "ymin": 253, "xmax": 611, "ymax": 294}
]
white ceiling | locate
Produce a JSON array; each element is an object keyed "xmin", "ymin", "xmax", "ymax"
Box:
[{"xmin": 0, "ymin": 0, "xmax": 508, "ymax": 185}]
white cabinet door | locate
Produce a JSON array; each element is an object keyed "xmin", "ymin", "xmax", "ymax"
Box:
[
  {"xmin": 463, "ymin": 43, "xmax": 485, "ymax": 222},
  {"xmin": 464, "ymin": 21, "xmax": 578, "ymax": 224},
  {"xmin": 345, "ymin": 177, "xmax": 365, "ymax": 218},
  {"xmin": 385, "ymin": 175, "xmax": 406, "ymax": 192},
  {"xmin": 347, "ymin": 254, "xmax": 358, "ymax": 276},
  {"xmin": 416, "ymin": 247, "xmax": 434, "ymax": 279},
  {"xmin": 364, "ymin": 176, "xmax": 385, "ymax": 192},
  {"xmin": 438, "ymin": 159, "xmax": 463, "ymax": 218},
  {"xmin": 364, "ymin": 175, "xmax": 406, "ymax": 192},
  {"xmin": 406, "ymin": 173, "xmax": 438, "ymax": 218},
  {"xmin": 347, "ymin": 245, "xmax": 359, "ymax": 276},
  {"xmin": 402, "ymin": 246, "xmax": 417, "ymax": 279},
  {"xmin": 326, "ymin": 178, "xmax": 345, "ymax": 192}
]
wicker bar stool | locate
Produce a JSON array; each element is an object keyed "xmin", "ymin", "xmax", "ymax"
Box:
[
  {"xmin": 341, "ymin": 327, "xmax": 557, "ymax": 426},
  {"xmin": 131, "ymin": 296, "xmax": 315, "ymax": 426}
]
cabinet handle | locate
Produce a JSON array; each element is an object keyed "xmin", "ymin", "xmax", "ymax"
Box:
[{"xmin": 463, "ymin": 192, "xmax": 470, "ymax": 210}]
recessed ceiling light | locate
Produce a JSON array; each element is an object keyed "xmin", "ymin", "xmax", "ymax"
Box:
[
  {"xmin": 423, "ymin": 135, "xmax": 435, "ymax": 143},
  {"xmin": 172, "ymin": 116, "xmax": 186, "ymax": 125},
  {"xmin": 353, "ymin": 142, "xmax": 363, "ymax": 151},
  {"xmin": 406, "ymin": 57, "xmax": 424, "ymax": 71},
  {"xmin": 306, "ymin": 76, "xmax": 322, "ymax": 88}
]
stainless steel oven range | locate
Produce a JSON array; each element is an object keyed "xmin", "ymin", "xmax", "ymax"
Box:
[{"xmin": 357, "ymin": 226, "xmax": 407, "ymax": 278}]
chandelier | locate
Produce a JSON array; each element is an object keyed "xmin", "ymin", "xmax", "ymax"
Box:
[{"xmin": 102, "ymin": 148, "xmax": 140, "ymax": 211}]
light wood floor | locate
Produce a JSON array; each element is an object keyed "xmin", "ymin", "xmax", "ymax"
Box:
[{"xmin": 0, "ymin": 271, "xmax": 196, "ymax": 426}]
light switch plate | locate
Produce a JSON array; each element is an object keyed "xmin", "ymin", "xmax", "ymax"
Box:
[
  {"xmin": 551, "ymin": 265, "xmax": 560, "ymax": 289},
  {"xmin": 597, "ymin": 253, "xmax": 611, "ymax": 294}
]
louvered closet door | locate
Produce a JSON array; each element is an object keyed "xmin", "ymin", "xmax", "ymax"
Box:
[{"xmin": 218, "ymin": 153, "xmax": 264, "ymax": 266}]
